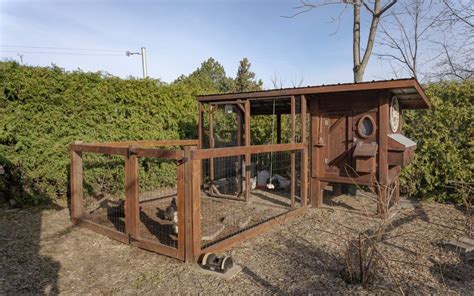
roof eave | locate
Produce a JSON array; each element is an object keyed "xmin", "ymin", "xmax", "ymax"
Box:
[{"xmin": 196, "ymin": 78, "xmax": 432, "ymax": 109}]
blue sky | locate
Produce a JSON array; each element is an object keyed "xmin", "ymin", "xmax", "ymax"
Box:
[{"xmin": 1, "ymin": 0, "xmax": 394, "ymax": 88}]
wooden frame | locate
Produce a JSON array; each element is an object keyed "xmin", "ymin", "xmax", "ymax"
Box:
[
  {"xmin": 70, "ymin": 139, "xmax": 307, "ymax": 262},
  {"xmin": 69, "ymin": 141, "xmax": 190, "ymax": 262},
  {"xmin": 191, "ymin": 143, "xmax": 306, "ymax": 160},
  {"xmin": 191, "ymin": 143, "xmax": 308, "ymax": 258}
]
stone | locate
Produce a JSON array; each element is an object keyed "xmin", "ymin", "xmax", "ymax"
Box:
[{"xmin": 196, "ymin": 263, "xmax": 243, "ymax": 280}]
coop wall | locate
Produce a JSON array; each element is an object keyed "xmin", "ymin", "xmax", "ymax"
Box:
[{"xmin": 310, "ymin": 90, "xmax": 400, "ymax": 214}]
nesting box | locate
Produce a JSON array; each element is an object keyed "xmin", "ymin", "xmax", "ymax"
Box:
[{"xmin": 353, "ymin": 142, "xmax": 378, "ymax": 174}]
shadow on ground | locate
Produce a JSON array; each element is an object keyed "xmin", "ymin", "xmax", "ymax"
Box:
[
  {"xmin": 0, "ymin": 207, "xmax": 61, "ymax": 294},
  {"xmin": 0, "ymin": 154, "xmax": 60, "ymax": 294}
]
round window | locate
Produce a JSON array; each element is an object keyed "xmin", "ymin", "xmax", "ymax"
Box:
[{"xmin": 357, "ymin": 115, "xmax": 375, "ymax": 138}]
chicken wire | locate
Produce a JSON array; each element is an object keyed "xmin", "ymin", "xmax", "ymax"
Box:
[
  {"xmin": 80, "ymin": 153, "xmax": 126, "ymax": 233},
  {"xmin": 200, "ymin": 150, "xmax": 303, "ymax": 248},
  {"xmin": 138, "ymin": 157, "xmax": 179, "ymax": 249}
]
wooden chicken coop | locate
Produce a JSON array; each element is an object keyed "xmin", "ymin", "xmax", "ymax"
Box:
[
  {"xmin": 197, "ymin": 78, "xmax": 430, "ymax": 212},
  {"xmin": 69, "ymin": 78, "xmax": 430, "ymax": 262}
]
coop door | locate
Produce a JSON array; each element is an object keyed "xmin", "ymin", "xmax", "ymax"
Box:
[{"xmin": 324, "ymin": 112, "xmax": 353, "ymax": 176}]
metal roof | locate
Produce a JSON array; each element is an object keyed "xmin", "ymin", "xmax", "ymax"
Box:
[
  {"xmin": 388, "ymin": 134, "xmax": 417, "ymax": 147},
  {"xmin": 196, "ymin": 78, "xmax": 431, "ymax": 109}
]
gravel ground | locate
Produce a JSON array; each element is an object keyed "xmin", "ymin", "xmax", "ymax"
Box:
[{"xmin": 1, "ymin": 194, "xmax": 472, "ymax": 295}]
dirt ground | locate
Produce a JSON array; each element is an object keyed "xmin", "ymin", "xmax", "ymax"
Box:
[{"xmin": 1, "ymin": 192, "xmax": 473, "ymax": 295}]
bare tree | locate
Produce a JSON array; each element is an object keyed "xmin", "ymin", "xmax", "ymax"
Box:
[
  {"xmin": 270, "ymin": 71, "xmax": 285, "ymax": 89},
  {"xmin": 291, "ymin": 73, "xmax": 306, "ymax": 87},
  {"xmin": 285, "ymin": 0, "xmax": 398, "ymax": 82},
  {"xmin": 376, "ymin": 0, "xmax": 442, "ymax": 80},
  {"xmin": 434, "ymin": 0, "xmax": 473, "ymax": 80},
  {"xmin": 377, "ymin": 0, "xmax": 473, "ymax": 81}
]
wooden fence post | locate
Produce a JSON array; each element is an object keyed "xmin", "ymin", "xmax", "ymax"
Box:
[
  {"xmin": 70, "ymin": 143, "xmax": 83, "ymax": 223},
  {"xmin": 378, "ymin": 92, "xmax": 390, "ymax": 215},
  {"xmin": 311, "ymin": 99, "xmax": 323, "ymax": 207},
  {"xmin": 184, "ymin": 146, "xmax": 202, "ymax": 262},
  {"xmin": 125, "ymin": 146, "xmax": 140, "ymax": 240},
  {"xmin": 290, "ymin": 96, "xmax": 296, "ymax": 208},
  {"xmin": 301, "ymin": 95, "xmax": 308, "ymax": 207},
  {"xmin": 177, "ymin": 149, "xmax": 186, "ymax": 260},
  {"xmin": 245, "ymin": 100, "xmax": 251, "ymax": 202}
]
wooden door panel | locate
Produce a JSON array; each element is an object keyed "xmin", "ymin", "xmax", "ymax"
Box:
[{"xmin": 324, "ymin": 112, "xmax": 352, "ymax": 176}]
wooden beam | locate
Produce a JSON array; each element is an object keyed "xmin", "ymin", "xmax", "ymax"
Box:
[
  {"xmin": 319, "ymin": 176, "xmax": 373, "ymax": 186},
  {"xmin": 196, "ymin": 79, "xmax": 430, "ymax": 110},
  {"xmin": 191, "ymin": 143, "xmax": 306, "ymax": 160},
  {"xmin": 209, "ymin": 105, "xmax": 215, "ymax": 181},
  {"xmin": 85, "ymin": 140, "xmax": 199, "ymax": 148},
  {"xmin": 198, "ymin": 102, "xmax": 203, "ymax": 149},
  {"xmin": 290, "ymin": 96, "xmax": 296, "ymax": 208},
  {"xmin": 378, "ymin": 91, "xmax": 390, "ymax": 215},
  {"xmin": 133, "ymin": 238, "xmax": 181, "ymax": 260},
  {"xmin": 69, "ymin": 144, "xmax": 129, "ymax": 156},
  {"xmin": 70, "ymin": 143, "xmax": 83, "ymax": 222},
  {"xmin": 129, "ymin": 148, "xmax": 184, "ymax": 159},
  {"xmin": 184, "ymin": 146, "xmax": 202, "ymax": 262},
  {"xmin": 245, "ymin": 100, "xmax": 251, "ymax": 202},
  {"xmin": 176, "ymin": 152, "xmax": 186, "ymax": 260},
  {"xmin": 184, "ymin": 146, "xmax": 194, "ymax": 262},
  {"xmin": 191, "ymin": 149, "xmax": 202, "ymax": 262},
  {"xmin": 77, "ymin": 219, "xmax": 129, "ymax": 244},
  {"xmin": 300, "ymin": 95, "xmax": 308, "ymax": 207},
  {"xmin": 310, "ymin": 99, "xmax": 323, "ymax": 207},
  {"xmin": 201, "ymin": 207, "xmax": 305, "ymax": 255},
  {"xmin": 276, "ymin": 113, "xmax": 282, "ymax": 144},
  {"xmin": 125, "ymin": 148, "xmax": 140, "ymax": 239},
  {"xmin": 236, "ymin": 102, "xmax": 245, "ymax": 114},
  {"xmin": 236, "ymin": 108, "xmax": 243, "ymax": 194}
]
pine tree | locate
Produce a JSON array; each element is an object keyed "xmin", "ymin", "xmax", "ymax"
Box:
[
  {"xmin": 174, "ymin": 58, "xmax": 234, "ymax": 93},
  {"xmin": 234, "ymin": 58, "xmax": 263, "ymax": 92}
]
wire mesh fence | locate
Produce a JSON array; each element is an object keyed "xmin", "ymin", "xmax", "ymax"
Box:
[
  {"xmin": 70, "ymin": 140, "xmax": 306, "ymax": 261},
  {"xmin": 138, "ymin": 157, "xmax": 179, "ymax": 248},
  {"xmin": 81, "ymin": 152, "xmax": 126, "ymax": 233},
  {"xmin": 200, "ymin": 150, "xmax": 303, "ymax": 248}
]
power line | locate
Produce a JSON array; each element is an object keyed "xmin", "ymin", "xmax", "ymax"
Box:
[
  {"xmin": 0, "ymin": 45, "xmax": 123, "ymax": 53},
  {"xmin": 0, "ymin": 50, "xmax": 123, "ymax": 57}
]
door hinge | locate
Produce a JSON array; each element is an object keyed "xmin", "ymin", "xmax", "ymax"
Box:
[{"xmin": 324, "ymin": 158, "xmax": 329, "ymax": 164}]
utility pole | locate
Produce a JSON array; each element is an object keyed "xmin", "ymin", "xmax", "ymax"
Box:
[
  {"xmin": 140, "ymin": 47, "xmax": 147, "ymax": 79},
  {"xmin": 126, "ymin": 47, "xmax": 148, "ymax": 79}
]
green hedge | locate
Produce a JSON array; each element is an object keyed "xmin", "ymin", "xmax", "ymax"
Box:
[
  {"xmin": 0, "ymin": 61, "xmax": 198, "ymax": 205},
  {"xmin": 1, "ymin": 61, "xmax": 472, "ymax": 205},
  {"xmin": 401, "ymin": 80, "xmax": 473, "ymax": 203}
]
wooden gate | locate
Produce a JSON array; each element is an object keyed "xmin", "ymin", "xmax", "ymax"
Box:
[
  {"xmin": 323, "ymin": 112, "xmax": 353, "ymax": 178},
  {"xmin": 69, "ymin": 140, "xmax": 198, "ymax": 261}
]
